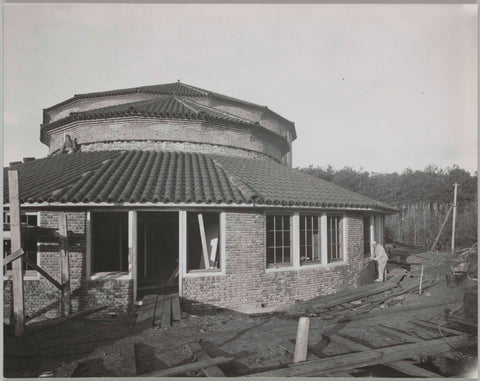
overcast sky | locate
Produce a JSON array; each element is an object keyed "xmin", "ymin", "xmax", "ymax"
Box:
[{"xmin": 3, "ymin": 3, "xmax": 478, "ymax": 174}]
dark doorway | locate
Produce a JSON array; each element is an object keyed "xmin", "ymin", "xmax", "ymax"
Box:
[{"xmin": 137, "ymin": 212, "xmax": 179, "ymax": 298}]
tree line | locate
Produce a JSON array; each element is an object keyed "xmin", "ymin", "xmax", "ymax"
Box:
[{"xmin": 299, "ymin": 164, "xmax": 477, "ymax": 249}]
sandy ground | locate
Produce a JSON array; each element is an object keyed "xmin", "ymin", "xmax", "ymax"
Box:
[{"xmin": 4, "ymin": 251, "xmax": 478, "ymax": 378}]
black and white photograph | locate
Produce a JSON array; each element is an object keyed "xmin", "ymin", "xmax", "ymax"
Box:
[{"xmin": 2, "ymin": 2, "xmax": 478, "ymax": 378}]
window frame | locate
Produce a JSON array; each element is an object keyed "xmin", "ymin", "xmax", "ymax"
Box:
[
  {"xmin": 265, "ymin": 211, "xmax": 348, "ymax": 273},
  {"xmin": 326, "ymin": 214, "xmax": 344, "ymax": 263},
  {"xmin": 3, "ymin": 211, "xmax": 40, "ymax": 280},
  {"xmin": 181, "ymin": 211, "xmax": 226, "ymax": 278},
  {"xmin": 299, "ymin": 214, "xmax": 322, "ymax": 265},
  {"xmin": 265, "ymin": 213, "xmax": 294, "ymax": 270}
]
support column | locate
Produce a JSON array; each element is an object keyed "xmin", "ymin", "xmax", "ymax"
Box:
[
  {"xmin": 292, "ymin": 213, "xmax": 300, "ymax": 268},
  {"xmin": 86, "ymin": 212, "xmax": 92, "ymax": 278},
  {"xmin": 178, "ymin": 211, "xmax": 187, "ymax": 297},
  {"xmin": 128, "ymin": 211, "xmax": 138, "ymax": 302},
  {"xmin": 8, "ymin": 170, "xmax": 24, "ymax": 337},
  {"xmin": 320, "ymin": 213, "xmax": 328, "ymax": 265}
]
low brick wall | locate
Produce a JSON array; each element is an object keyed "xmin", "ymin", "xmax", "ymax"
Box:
[{"xmin": 182, "ymin": 211, "xmax": 376, "ymax": 312}]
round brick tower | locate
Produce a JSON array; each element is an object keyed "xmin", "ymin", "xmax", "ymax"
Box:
[{"xmin": 41, "ymin": 81, "xmax": 296, "ymax": 166}]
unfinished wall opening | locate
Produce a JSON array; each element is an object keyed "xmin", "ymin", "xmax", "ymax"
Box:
[
  {"xmin": 186, "ymin": 212, "xmax": 221, "ymax": 272},
  {"xmin": 91, "ymin": 212, "xmax": 128, "ymax": 274},
  {"xmin": 3, "ymin": 212, "xmax": 39, "ymax": 275},
  {"xmin": 137, "ymin": 212, "xmax": 179, "ymax": 294}
]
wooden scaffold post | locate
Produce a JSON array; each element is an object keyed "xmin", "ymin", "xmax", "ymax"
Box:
[
  {"xmin": 8, "ymin": 170, "xmax": 25, "ymax": 337},
  {"xmin": 59, "ymin": 213, "xmax": 71, "ymax": 316}
]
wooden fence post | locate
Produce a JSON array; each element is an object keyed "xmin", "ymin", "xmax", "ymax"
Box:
[
  {"xmin": 8, "ymin": 170, "xmax": 24, "ymax": 337},
  {"xmin": 59, "ymin": 213, "xmax": 71, "ymax": 316},
  {"xmin": 294, "ymin": 317, "xmax": 310, "ymax": 363}
]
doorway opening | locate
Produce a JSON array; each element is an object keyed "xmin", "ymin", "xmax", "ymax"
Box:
[{"xmin": 137, "ymin": 212, "xmax": 179, "ymax": 299}]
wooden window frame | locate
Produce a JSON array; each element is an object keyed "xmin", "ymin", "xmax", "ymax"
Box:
[
  {"xmin": 266, "ymin": 214, "xmax": 293, "ymax": 269},
  {"xmin": 326, "ymin": 214, "xmax": 344, "ymax": 263},
  {"xmin": 299, "ymin": 214, "xmax": 322, "ymax": 265}
]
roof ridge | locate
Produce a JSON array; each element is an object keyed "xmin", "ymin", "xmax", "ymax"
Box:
[
  {"xmin": 179, "ymin": 97, "xmax": 257, "ymax": 125},
  {"xmin": 173, "ymin": 96, "xmax": 201, "ymax": 115},
  {"xmin": 210, "ymin": 157, "xmax": 260, "ymax": 202},
  {"xmin": 176, "ymin": 82, "xmax": 210, "ymax": 96}
]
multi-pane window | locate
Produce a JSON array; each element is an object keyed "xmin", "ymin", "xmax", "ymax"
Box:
[
  {"xmin": 186, "ymin": 212, "xmax": 221, "ymax": 272},
  {"xmin": 363, "ymin": 216, "xmax": 371, "ymax": 257},
  {"xmin": 327, "ymin": 215, "xmax": 343, "ymax": 263},
  {"xmin": 3, "ymin": 212, "xmax": 38, "ymax": 274},
  {"xmin": 300, "ymin": 215, "xmax": 321, "ymax": 264},
  {"xmin": 266, "ymin": 215, "xmax": 291, "ymax": 267}
]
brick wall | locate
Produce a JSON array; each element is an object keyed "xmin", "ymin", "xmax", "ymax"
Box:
[
  {"xmin": 182, "ymin": 212, "xmax": 376, "ymax": 312},
  {"xmin": 3, "ymin": 211, "xmax": 132, "ymax": 321},
  {"xmin": 81, "ymin": 140, "xmax": 278, "ymax": 163},
  {"xmin": 46, "ymin": 118, "xmax": 287, "ymax": 163}
]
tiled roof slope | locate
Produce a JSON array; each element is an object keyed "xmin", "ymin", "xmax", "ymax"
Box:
[
  {"xmin": 43, "ymin": 96, "xmax": 267, "ymax": 130},
  {"xmin": 3, "ymin": 150, "xmax": 397, "ymax": 213},
  {"xmin": 43, "ymin": 81, "xmax": 296, "ymax": 139}
]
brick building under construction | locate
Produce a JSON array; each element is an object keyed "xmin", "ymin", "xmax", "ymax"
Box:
[{"xmin": 3, "ymin": 81, "xmax": 397, "ymax": 318}]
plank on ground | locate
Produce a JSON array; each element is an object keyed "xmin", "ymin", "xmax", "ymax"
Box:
[
  {"xmin": 185, "ymin": 343, "xmax": 226, "ymax": 377},
  {"xmin": 118, "ymin": 344, "xmax": 137, "ymax": 377},
  {"xmin": 172, "ymin": 294, "xmax": 181, "ymax": 321},
  {"xmin": 135, "ymin": 295, "xmax": 157, "ymax": 329},
  {"xmin": 161, "ymin": 294, "xmax": 172, "ymax": 328},
  {"xmin": 141, "ymin": 356, "xmax": 233, "ymax": 377},
  {"xmin": 247, "ymin": 335, "xmax": 467, "ymax": 377},
  {"xmin": 154, "ymin": 295, "xmax": 165, "ymax": 326},
  {"xmin": 413, "ymin": 319, "xmax": 468, "ymax": 336},
  {"xmin": 330, "ymin": 333, "xmax": 442, "ymax": 377},
  {"xmin": 278, "ymin": 340, "xmax": 320, "ymax": 361},
  {"xmin": 55, "ymin": 362, "xmax": 79, "ymax": 377},
  {"xmin": 374, "ymin": 324, "xmax": 422, "ymax": 343}
]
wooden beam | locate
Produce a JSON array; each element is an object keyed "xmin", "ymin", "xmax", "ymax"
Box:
[
  {"xmin": 374, "ymin": 325, "xmax": 422, "ymax": 343},
  {"xmin": 154, "ymin": 294, "xmax": 165, "ymax": 326},
  {"xmin": 22, "ymin": 255, "xmax": 63, "ymax": 290},
  {"xmin": 171, "ymin": 293, "xmax": 182, "ymax": 321},
  {"xmin": 162, "ymin": 294, "xmax": 172, "ymax": 328},
  {"xmin": 135, "ymin": 294, "xmax": 157, "ymax": 330},
  {"xmin": 26, "ymin": 305, "xmax": 106, "ymax": 334},
  {"xmin": 8, "ymin": 170, "xmax": 25, "ymax": 337},
  {"xmin": 294, "ymin": 317, "xmax": 310, "ymax": 363},
  {"xmin": 55, "ymin": 362, "xmax": 79, "ymax": 377},
  {"xmin": 3, "ymin": 248, "xmax": 24, "ymax": 267},
  {"xmin": 278, "ymin": 340, "xmax": 320, "ymax": 361},
  {"xmin": 247, "ymin": 335, "xmax": 468, "ymax": 377},
  {"xmin": 412, "ymin": 319, "xmax": 467, "ymax": 336},
  {"xmin": 59, "ymin": 213, "xmax": 71, "ymax": 316},
  {"xmin": 431, "ymin": 204, "xmax": 453, "ymax": 251},
  {"xmin": 141, "ymin": 356, "xmax": 234, "ymax": 377},
  {"xmin": 185, "ymin": 343, "xmax": 226, "ymax": 377},
  {"xmin": 197, "ymin": 214, "xmax": 210, "ymax": 269},
  {"xmin": 386, "ymin": 360, "xmax": 444, "ymax": 377}
]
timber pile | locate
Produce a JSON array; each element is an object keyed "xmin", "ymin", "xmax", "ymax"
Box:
[
  {"xmin": 246, "ymin": 320, "xmax": 471, "ymax": 377},
  {"xmin": 288, "ymin": 274, "xmax": 406, "ymax": 318},
  {"xmin": 135, "ymin": 293, "xmax": 182, "ymax": 330}
]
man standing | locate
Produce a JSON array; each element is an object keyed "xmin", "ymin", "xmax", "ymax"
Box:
[{"xmin": 371, "ymin": 241, "xmax": 389, "ymax": 282}]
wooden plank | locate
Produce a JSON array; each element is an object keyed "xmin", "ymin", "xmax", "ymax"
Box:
[
  {"xmin": 58, "ymin": 213, "xmax": 71, "ymax": 316},
  {"xmin": 154, "ymin": 294, "xmax": 165, "ymax": 325},
  {"xmin": 412, "ymin": 319, "xmax": 467, "ymax": 336},
  {"xmin": 26, "ymin": 305, "xmax": 106, "ymax": 334},
  {"xmin": 386, "ymin": 360, "xmax": 444, "ymax": 377},
  {"xmin": 294, "ymin": 317, "xmax": 310, "ymax": 363},
  {"xmin": 374, "ymin": 325, "xmax": 422, "ymax": 343},
  {"xmin": 141, "ymin": 356, "xmax": 234, "ymax": 377},
  {"xmin": 135, "ymin": 294, "xmax": 157, "ymax": 330},
  {"xmin": 247, "ymin": 335, "xmax": 468, "ymax": 377},
  {"xmin": 278, "ymin": 341, "xmax": 320, "ymax": 361},
  {"xmin": 55, "ymin": 362, "xmax": 79, "ymax": 377},
  {"xmin": 185, "ymin": 343, "xmax": 226, "ymax": 377},
  {"xmin": 329, "ymin": 334, "xmax": 373, "ymax": 352},
  {"xmin": 3, "ymin": 248, "xmax": 24, "ymax": 267},
  {"xmin": 197, "ymin": 214, "xmax": 210, "ymax": 269},
  {"xmin": 162, "ymin": 294, "xmax": 172, "ymax": 328},
  {"xmin": 8, "ymin": 170, "xmax": 24, "ymax": 337},
  {"xmin": 22, "ymin": 255, "xmax": 63, "ymax": 290},
  {"xmin": 172, "ymin": 293, "xmax": 181, "ymax": 321},
  {"xmin": 118, "ymin": 344, "xmax": 137, "ymax": 377},
  {"xmin": 431, "ymin": 203, "xmax": 453, "ymax": 251}
]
